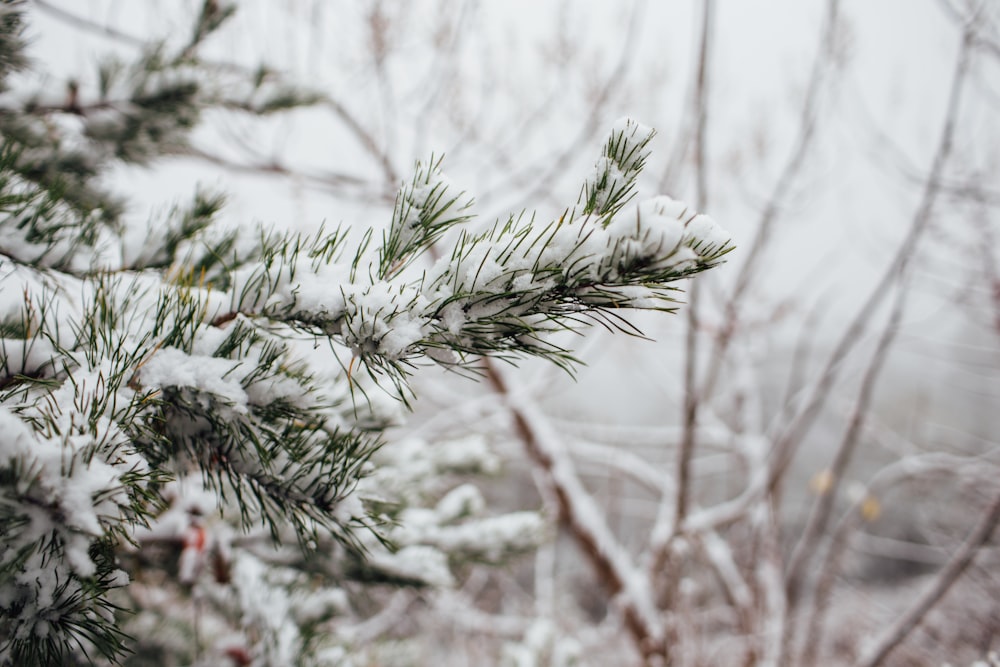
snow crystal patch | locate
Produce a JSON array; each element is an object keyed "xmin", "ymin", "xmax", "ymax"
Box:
[
  {"xmin": 291, "ymin": 586, "xmax": 349, "ymax": 625},
  {"xmin": 139, "ymin": 346, "xmax": 249, "ymax": 411},
  {"xmin": 231, "ymin": 553, "xmax": 300, "ymax": 665},
  {"xmin": 378, "ymin": 316, "xmax": 426, "ymax": 359},
  {"xmin": 369, "ymin": 544, "xmax": 454, "ymax": 587},
  {"xmin": 394, "ymin": 168, "xmax": 455, "ymax": 250},
  {"xmin": 0, "ymin": 337, "xmax": 58, "ymax": 379},
  {"xmin": 606, "ymin": 197, "xmax": 687, "ymax": 268},
  {"xmin": 340, "ymin": 281, "xmax": 430, "ymax": 360},
  {"xmin": 588, "ymin": 157, "xmax": 625, "ymax": 212},
  {"xmin": 683, "ymin": 213, "xmax": 731, "ymax": 256},
  {"xmin": 107, "ymin": 569, "xmax": 130, "ymax": 588},
  {"xmin": 434, "ymin": 483, "xmax": 485, "ymax": 523},
  {"xmin": 640, "ymin": 195, "xmax": 691, "ymax": 221},
  {"xmin": 608, "ymin": 117, "xmax": 655, "ymax": 170}
]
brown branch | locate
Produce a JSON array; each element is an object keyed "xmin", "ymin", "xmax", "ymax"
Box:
[
  {"xmin": 482, "ymin": 361, "xmax": 666, "ymax": 664},
  {"xmin": 782, "ymin": 277, "xmax": 909, "ymax": 606},
  {"xmin": 675, "ymin": 0, "xmax": 714, "ymax": 535},
  {"xmin": 774, "ymin": 30, "xmax": 975, "ymax": 664},
  {"xmin": 699, "ymin": 0, "xmax": 840, "ymax": 402},
  {"xmin": 857, "ymin": 484, "xmax": 1000, "ymax": 667},
  {"xmin": 764, "ymin": 25, "xmax": 973, "ymax": 496},
  {"xmin": 647, "ymin": 0, "xmax": 716, "ymax": 625},
  {"xmin": 211, "ymin": 311, "xmax": 239, "ymax": 328}
]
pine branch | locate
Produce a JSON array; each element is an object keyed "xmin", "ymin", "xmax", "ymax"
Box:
[{"xmin": 0, "ymin": 4, "xmax": 734, "ymax": 660}]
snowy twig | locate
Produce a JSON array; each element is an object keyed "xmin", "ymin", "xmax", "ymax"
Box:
[{"xmin": 484, "ymin": 361, "xmax": 666, "ymax": 662}]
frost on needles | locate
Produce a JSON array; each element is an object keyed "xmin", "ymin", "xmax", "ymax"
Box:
[{"xmin": 0, "ymin": 9, "xmax": 732, "ymax": 657}]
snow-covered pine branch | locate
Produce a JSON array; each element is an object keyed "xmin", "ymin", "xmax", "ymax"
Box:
[
  {"xmin": 236, "ymin": 118, "xmax": 731, "ymax": 383},
  {"xmin": 0, "ymin": 5, "xmax": 732, "ymax": 664}
]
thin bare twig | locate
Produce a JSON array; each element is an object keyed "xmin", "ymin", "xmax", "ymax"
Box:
[
  {"xmin": 366, "ymin": 1, "xmax": 399, "ymax": 190},
  {"xmin": 410, "ymin": 0, "xmax": 474, "ymax": 159},
  {"xmin": 798, "ymin": 451, "xmax": 1000, "ymax": 665},
  {"xmin": 34, "ymin": 0, "xmax": 148, "ymax": 48},
  {"xmin": 779, "ymin": 297, "xmax": 827, "ymax": 410},
  {"xmin": 800, "ymin": 484, "xmax": 892, "ymax": 666},
  {"xmin": 857, "ymin": 485, "xmax": 1000, "ymax": 667},
  {"xmin": 646, "ymin": 0, "xmax": 715, "ymax": 622},
  {"xmin": 777, "ymin": 32, "xmax": 975, "ymax": 664},
  {"xmin": 976, "ymin": 198, "xmax": 1000, "ymax": 335},
  {"xmin": 178, "ymin": 145, "xmax": 392, "ymax": 201},
  {"xmin": 783, "ymin": 278, "xmax": 909, "ymax": 604},
  {"xmin": 675, "ymin": 0, "xmax": 714, "ymax": 535},
  {"xmin": 678, "ymin": 27, "xmax": 971, "ymax": 542},
  {"xmin": 764, "ymin": 26, "xmax": 973, "ymax": 495},
  {"xmin": 320, "ymin": 97, "xmax": 400, "ymax": 190},
  {"xmin": 699, "ymin": 0, "xmax": 841, "ymax": 401},
  {"xmin": 650, "ymin": 0, "xmax": 715, "ymax": 572},
  {"xmin": 483, "ymin": 0, "xmax": 647, "ymax": 214}
]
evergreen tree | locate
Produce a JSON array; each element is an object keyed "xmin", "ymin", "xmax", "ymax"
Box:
[{"xmin": 0, "ymin": 3, "xmax": 731, "ymax": 664}]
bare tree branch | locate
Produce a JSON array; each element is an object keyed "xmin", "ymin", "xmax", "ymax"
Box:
[
  {"xmin": 700, "ymin": 0, "xmax": 841, "ymax": 401},
  {"xmin": 647, "ymin": 1, "xmax": 716, "ymax": 625},
  {"xmin": 483, "ymin": 362, "xmax": 667, "ymax": 664},
  {"xmin": 764, "ymin": 25, "xmax": 975, "ymax": 496},
  {"xmin": 857, "ymin": 485, "xmax": 1000, "ymax": 667},
  {"xmin": 35, "ymin": 0, "xmax": 148, "ymax": 48}
]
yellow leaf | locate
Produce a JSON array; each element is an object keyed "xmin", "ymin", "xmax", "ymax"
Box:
[
  {"xmin": 860, "ymin": 495, "xmax": 881, "ymax": 522},
  {"xmin": 810, "ymin": 469, "xmax": 834, "ymax": 495}
]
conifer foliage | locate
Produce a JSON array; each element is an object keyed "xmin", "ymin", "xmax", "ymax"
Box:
[{"xmin": 0, "ymin": 3, "xmax": 731, "ymax": 664}]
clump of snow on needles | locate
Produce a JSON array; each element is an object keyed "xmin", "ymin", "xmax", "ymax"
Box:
[{"xmin": 139, "ymin": 346, "xmax": 249, "ymax": 411}]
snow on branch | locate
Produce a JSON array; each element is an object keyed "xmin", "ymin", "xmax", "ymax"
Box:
[
  {"xmin": 232, "ymin": 118, "xmax": 732, "ymax": 385},
  {"xmin": 1, "ymin": 106, "xmax": 732, "ymax": 663}
]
